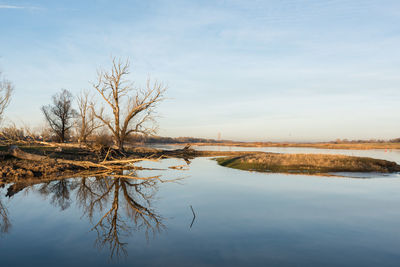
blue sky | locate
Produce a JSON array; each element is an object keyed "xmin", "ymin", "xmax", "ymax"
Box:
[{"xmin": 0, "ymin": 0, "xmax": 399, "ymax": 141}]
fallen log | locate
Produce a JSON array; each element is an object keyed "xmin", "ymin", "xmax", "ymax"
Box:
[
  {"xmin": 8, "ymin": 145, "xmax": 48, "ymax": 161},
  {"xmin": 7, "ymin": 145, "xmax": 160, "ymax": 172},
  {"xmin": 9, "ymin": 145, "xmax": 116, "ymax": 170}
]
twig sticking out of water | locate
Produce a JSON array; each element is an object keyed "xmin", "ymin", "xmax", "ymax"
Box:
[{"xmin": 190, "ymin": 205, "xmax": 196, "ymax": 228}]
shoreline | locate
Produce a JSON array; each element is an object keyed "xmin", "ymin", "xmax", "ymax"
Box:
[
  {"xmin": 1, "ymin": 143, "xmax": 400, "ymax": 183},
  {"xmin": 0, "ymin": 144, "xmax": 261, "ymax": 182},
  {"xmin": 147, "ymin": 142, "xmax": 400, "ymax": 150}
]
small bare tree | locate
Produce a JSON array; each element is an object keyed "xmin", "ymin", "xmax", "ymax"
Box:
[
  {"xmin": 76, "ymin": 90, "xmax": 102, "ymax": 144},
  {"xmin": 91, "ymin": 58, "xmax": 166, "ymax": 151},
  {"xmin": 41, "ymin": 89, "xmax": 77, "ymax": 142},
  {"xmin": 0, "ymin": 71, "xmax": 13, "ymax": 123}
]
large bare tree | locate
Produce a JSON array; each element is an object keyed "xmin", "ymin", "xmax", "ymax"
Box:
[
  {"xmin": 0, "ymin": 71, "xmax": 13, "ymax": 123},
  {"xmin": 41, "ymin": 89, "xmax": 77, "ymax": 142},
  {"xmin": 91, "ymin": 58, "xmax": 166, "ymax": 151},
  {"xmin": 76, "ymin": 90, "xmax": 102, "ymax": 144}
]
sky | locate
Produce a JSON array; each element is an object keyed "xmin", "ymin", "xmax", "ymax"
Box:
[{"xmin": 0, "ymin": 0, "xmax": 399, "ymax": 142}]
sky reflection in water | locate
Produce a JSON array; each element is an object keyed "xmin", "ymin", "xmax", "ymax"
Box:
[{"xmin": 1, "ymin": 149, "xmax": 400, "ymax": 266}]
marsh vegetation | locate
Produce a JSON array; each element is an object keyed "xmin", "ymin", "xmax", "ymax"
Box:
[{"xmin": 217, "ymin": 153, "xmax": 400, "ymax": 175}]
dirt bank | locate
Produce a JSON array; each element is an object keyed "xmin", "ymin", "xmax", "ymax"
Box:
[{"xmin": 0, "ymin": 158, "xmax": 80, "ymax": 180}]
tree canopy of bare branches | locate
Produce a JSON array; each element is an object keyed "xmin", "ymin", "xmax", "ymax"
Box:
[
  {"xmin": 91, "ymin": 58, "xmax": 166, "ymax": 151},
  {"xmin": 0, "ymin": 71, "xmax": 13, "ymax": 123},
  {"xmin": 41, "ymin": 89, "xmax": 77, "ymax": 142},
  {"xmin": 76, "ymin": 90, "xmax": 102, "ymax": 144}
]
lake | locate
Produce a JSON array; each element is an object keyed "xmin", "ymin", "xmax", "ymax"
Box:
[{"xmin": 1, "ymin": 147, "xmax": 400, "ymax": 266}]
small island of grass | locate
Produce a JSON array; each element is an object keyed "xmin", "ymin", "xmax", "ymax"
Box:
[{"xmin": 216, "ymin": 153, "xmax": 400, "ymax": 175}]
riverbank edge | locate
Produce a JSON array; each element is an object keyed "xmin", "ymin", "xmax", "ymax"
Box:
[
  {"xmin": 0, "ymin": 144, "xmax": 261, "ymax": 182},
  {"xmin": 2, "ymin": 144, "xmax": 400, "ymax": 182}
]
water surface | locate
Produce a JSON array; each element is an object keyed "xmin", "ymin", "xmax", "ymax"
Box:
[
  {"xmin": 1, "ymin": 148, "xmax": 400, "ymax": 266},
  {"xmin": 152, "ymin": 144, "xmax": 400, "ymax": 163}
]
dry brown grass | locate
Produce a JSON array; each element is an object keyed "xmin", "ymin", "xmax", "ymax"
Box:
[{"xmin": 217, "ymin": 153, "xmax": 400, "ymax": 174}]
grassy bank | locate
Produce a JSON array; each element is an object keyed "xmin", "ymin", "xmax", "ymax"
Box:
[{"xmin": 216, "ymin": 153, "xmax": 400, "ymax": 175}]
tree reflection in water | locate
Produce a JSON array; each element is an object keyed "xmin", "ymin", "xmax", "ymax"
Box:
[
  {"xmin": 0, "ymin": 188, "xmax": 10, "ymax": 235},
  {"xmin": 77, "ymin": 174, "xmax": 165, "ymax": 258},
  {"xmin": 1, "ymin": 170, "xmax": 168, "ymax": 259},
  {"xmin": 38, "ymin": 179, "xmax": 78, "ymax": 211}
]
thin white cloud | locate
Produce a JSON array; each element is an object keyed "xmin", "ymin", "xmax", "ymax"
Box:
[{"xmin": 0, "ymin": 4, "xmax": 40, "ymax": 10}]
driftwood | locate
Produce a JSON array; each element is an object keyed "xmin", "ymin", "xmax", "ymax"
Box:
[
  {"xmin": 9, "ymin": 145, "xmax": 49, "ymax": 161},
  {"xmin": 168, "ymin": 164, "xmax": 189, "ymax": 170},
  {"xmin": 7, "ymin": 145, "xmax": 156, "ymax": 171}
]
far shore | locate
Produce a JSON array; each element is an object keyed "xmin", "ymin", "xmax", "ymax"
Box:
[{"xmin": 158, "ymin": 142, "xmax": 400, "ymax": 150}]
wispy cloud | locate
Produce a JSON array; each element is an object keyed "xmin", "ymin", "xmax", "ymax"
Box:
[
  {"xmin": 1, "ymin": 0, "xmax": 399, "ymax": 140},
  {"xmin": 0, "ymin": 4, "xmax": 40, "ymax": 10}
]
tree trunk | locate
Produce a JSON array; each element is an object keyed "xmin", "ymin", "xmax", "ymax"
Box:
[{"xmin": 117, "ymin": 138, "xmax": 124, "ymax": 152}]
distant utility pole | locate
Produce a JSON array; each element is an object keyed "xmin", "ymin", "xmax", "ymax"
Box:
[{"xmin": 218, "ymin": 132, "xmax": 221, "ymax": 141}]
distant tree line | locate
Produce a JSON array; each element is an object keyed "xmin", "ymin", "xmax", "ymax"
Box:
[
  {"xmin": 332, "ymin": 138, "xmax": 400, "ymax": 144},
  {"xmin": 128, "ymin": 135, "xmax": 228, "ymax": 144}
]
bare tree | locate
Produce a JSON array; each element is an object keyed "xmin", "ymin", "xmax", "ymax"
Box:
[
  {"xmin": 76, "ymin": 90, "xmax": 102, "ymax": 144},
  {"xmin": 91, "ymin": 58, "xmax": 166, "ymax": 151},
  {"xmin": 0, "ymin": 71, "xmax": 13, "ymax": 123},
  {"xmin": 41, "ymin": 89, "xmax": 77, "ymax": 142}
]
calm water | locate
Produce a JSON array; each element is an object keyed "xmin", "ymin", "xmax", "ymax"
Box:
[
  {"xmin": 1, "ymin": 147, "xmax": 400, "ymax": 266},
  {"xmin": 151, "ymin": 144, "xmax": 400, "ymax": 163}
]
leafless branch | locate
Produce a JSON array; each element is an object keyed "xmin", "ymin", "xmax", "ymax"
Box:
[
  {"xmin": 90, "ymin": 57, "xmax": 166, "ymax": 151},
  {"xmin": 76, "ymin": 89, "xmax": 102, "ymax": 144},
  {"xmin": 0, "ymin": 71, "xmax": 13, "ymax": 123}
]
